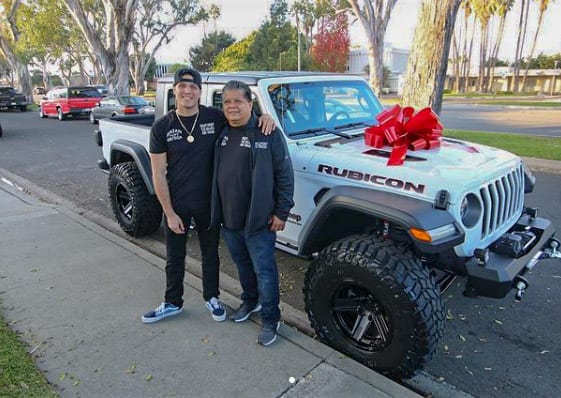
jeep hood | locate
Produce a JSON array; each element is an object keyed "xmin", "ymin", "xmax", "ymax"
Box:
[{"xmin": 304, "ymin": 135, "xmax": 522, "ymax": 203}]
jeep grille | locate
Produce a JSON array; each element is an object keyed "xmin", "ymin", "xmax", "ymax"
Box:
[{"xmin": 479, "ymin": 165, "xmax": 524, "ymax": 239}]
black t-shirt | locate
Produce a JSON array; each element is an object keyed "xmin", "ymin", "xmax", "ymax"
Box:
[
  {"xmin": 217, "ymin": 127, "xmax": 253, "ymax": 230},
  {"xmin": 150, "ymin": 105, "xmax": 226, "ymax": 214}
]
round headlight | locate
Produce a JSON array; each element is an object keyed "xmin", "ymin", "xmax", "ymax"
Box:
[{"xmin": 460, "ymin": 193, "xmax": 481, "ymax": 228}]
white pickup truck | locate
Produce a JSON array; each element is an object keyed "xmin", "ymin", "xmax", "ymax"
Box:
[{"xmin": 95, "ymin": 72, "xmax": 560, "ymax": 378}]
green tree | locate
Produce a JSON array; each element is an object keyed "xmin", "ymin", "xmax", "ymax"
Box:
[
  {"xmin": 0, "ymin": 0, "xmax": 34, "ymax": 99},
  {"xmin": 189, "ymin": 30, "xmax": 235, "ymax": 72},
  {"xmin": 16, "ymin": 0, "xmax": 90, "ymax": 89},
  {"xmin": 61, "ymin": 0, "xmax": 140, "ymax": 95},
  {"xmin": 213, "ymin": 32, "xmax": 257, "ymax": 71},
  {"xmin": 131, "ymin": 0, "xmax": 204, "ymax": 95},
  {"xmin": 249, "ymin": 0, "xmax": 308, "ymax": 71}
]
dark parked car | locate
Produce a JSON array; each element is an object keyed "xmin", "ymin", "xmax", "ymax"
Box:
[
  {"xmin": 89, "ymin": 95, "xmax": 151, "ymax": 124},
  {"xmin": 0, "ymin": 86, "xmax": 27, "ymax": 112}
]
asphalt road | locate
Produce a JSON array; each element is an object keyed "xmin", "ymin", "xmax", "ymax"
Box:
[
  {"xmin": 439, "ymin": 104, "xmax": 561, "ymax": 137},
  {"xmin": 1, "ymin": 109, "xmax": 560, "ymax": 398}
]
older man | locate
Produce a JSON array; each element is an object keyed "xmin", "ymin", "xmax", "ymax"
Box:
[{"xmin": 211, "ymin": 80, "xmax": 294, "ymax": 346}]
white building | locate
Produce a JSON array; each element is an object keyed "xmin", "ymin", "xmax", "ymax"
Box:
[{"xmin": 347, "ymin": 44, "xmax": 409, "ymax": 93}]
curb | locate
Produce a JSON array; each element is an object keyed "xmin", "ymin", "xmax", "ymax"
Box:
[{"xmin": 522, "ymin": 157, "xmax": 561, "ymax": 174}]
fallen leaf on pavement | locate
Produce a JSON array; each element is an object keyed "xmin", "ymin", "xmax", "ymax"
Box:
[{"xmin": 125, "ymin": 363, "xmax": 136, "ymax": 374}]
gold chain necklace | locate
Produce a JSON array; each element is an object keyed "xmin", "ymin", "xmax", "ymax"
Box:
[{"xmin": 175, "ymin": 110, "xmax": 199, "ymax": 143}]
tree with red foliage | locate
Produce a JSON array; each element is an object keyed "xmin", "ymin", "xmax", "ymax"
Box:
[{"xmin": 311, "ymin": 13, "xmax": 350, "ymax": 72}]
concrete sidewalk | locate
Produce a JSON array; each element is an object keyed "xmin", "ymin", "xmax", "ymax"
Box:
[{"xmin": 0, "ymin": 179, "xmax": 419, "ymax": 397}]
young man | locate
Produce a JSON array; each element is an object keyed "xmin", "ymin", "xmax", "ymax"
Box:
[
  {"xmin": 211, "ymin": 80, "xmax": 294, "ymax": 346},
  {"xmin": 142, "ymin": 69, "xmax": 274, "ymax": 324}
]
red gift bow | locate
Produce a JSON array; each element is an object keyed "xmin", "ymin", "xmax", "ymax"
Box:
[{"xmin": 364, "ymin": 104, "xmax": 443, "ymax": 166}]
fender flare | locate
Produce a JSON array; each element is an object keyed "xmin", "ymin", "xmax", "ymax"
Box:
[
  {"xmin": 298, "ymin": 185, "xmax": 464, "ymax": 256},
  {"xmin": 110, "ymin": 139, "xmax": 155, "ymax": 195}
]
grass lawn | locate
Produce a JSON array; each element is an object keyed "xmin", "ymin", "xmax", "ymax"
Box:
[
  {"xmin": 0, "ymin": 315, "xmax": 58, "ymax": 397},
  {"xmin": 445, "ymin": 129, "xmax": 561, "ymax": 161}
]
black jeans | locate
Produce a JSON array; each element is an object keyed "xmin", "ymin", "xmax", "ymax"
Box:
[{"xmin": 164, "ymin": 208, "xmax": 220, "ymax": 307}]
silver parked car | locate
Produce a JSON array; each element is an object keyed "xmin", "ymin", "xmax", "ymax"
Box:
[{"xmin": 90, "ymin": 95, "xmax": 152, "ymax": 124}]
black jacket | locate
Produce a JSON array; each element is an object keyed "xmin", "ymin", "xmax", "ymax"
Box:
[{"xmin": 211, "ymin": 116, "xmax": 294, "ymax": 234}]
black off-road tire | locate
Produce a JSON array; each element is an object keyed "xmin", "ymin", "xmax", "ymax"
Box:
[
  {"xmin": 39, "ymin": 107, "xmax": 47, "ymax": 118},
  {"xmin": 57, "ymin": 107, "xmax": 65, "ymax": 121},
  {"xmin": 304, "ymin": 234, "xmax": 445, "ymax": 379},
  {"xmin": 109, "ymin": 161, "xmax": 162, "ymax": 237}
]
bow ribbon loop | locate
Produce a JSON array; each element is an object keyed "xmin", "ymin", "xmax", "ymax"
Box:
[{"xmin": 365, "ymin": 105, "xmax": 443, "ymax": 166}]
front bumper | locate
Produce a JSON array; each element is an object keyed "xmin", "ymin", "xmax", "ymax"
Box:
[{"xmin": 464, "ymin": 213, "xmax": 559, "ymax": 299}]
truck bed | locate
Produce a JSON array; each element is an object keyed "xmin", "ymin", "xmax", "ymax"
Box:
[{"xmin": 99, "ymin": 114, "xmax": 155, "ymax": 166}]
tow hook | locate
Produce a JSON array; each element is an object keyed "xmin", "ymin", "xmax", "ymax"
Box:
[
  {"xmin": 514, "ymin": 275, "xmax": 528, "ymax": 302},
  {"xmin": 541, "ymin": 238, "xmax": 561, "ymax": 260}
]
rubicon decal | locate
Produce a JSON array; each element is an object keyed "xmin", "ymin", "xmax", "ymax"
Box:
[{"xmin": 318, "ymin": 164, "xmax": 425, "ymax": 194}]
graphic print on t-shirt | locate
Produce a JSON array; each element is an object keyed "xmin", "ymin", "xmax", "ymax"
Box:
[
  {"xmin": 166, "ymin": 128, "xmax": 183, "ymax": 142},
  {"xmin": 200, "ymin": 123, "xmax": 215, "ymax": 135}
]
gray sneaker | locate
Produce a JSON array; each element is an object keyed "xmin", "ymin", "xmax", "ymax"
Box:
[
  {"xmin": 258, "ymin": 322, "xmax": 281, "ymax": 346},
  {"xmin": 229, "ymin": 302, "xmax": 262, "ymax": 322}
]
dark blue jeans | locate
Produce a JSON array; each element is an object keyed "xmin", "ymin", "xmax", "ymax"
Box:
[
  {"xmin": 221, "ymin": 227, "xmax": 280, "ymax": 326},
  {"xmin": 164, "ymin": 208, "xmax": 220, "ymax": 307}
]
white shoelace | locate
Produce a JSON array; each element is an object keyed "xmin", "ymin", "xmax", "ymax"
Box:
[
  {"xmin": 209, "ymin": 298, "xmax": 221, "ymax": 309},
  {"xmin": 155, "ymin": 302, "xmax": 167, "ymax": 314}
]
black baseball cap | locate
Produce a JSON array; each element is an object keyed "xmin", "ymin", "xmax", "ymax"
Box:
[{"xmin": 173, "ymin": 68, "xmax": 202, "ymax": 88}]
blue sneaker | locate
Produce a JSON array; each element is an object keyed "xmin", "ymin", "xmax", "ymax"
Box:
[
  {"xmin": 205, "ymin": 297, "xmax": 227, "ymax": 322},
  {"xmin": 141, "ymin": 302, "xmax": 182, "ymax": 323},
  {"xmin": 257, "ymin": 321, "xmax": 281, "ymax": 346},
  {"xmin": 229, "ymin": 302, "xmax": 262, "ymax": 322}
]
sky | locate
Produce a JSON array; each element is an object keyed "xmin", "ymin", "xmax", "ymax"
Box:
[{"xmin": 156, "ymin": 0, "xmax": 561, "ymax": 65}]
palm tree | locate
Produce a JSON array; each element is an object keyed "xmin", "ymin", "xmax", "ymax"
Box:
[
  {"xmin": 459, "ymin": 1, "xmax": 476, "ymax": 93},
  {"xmin": 521, "ymin": 0, "xmax": 553, "ymax": 91},
  {"xmin": 511, "ymin": 0, "xmax": 531, "ymax": 92},
  {"xmin": 486, "ymin": 0, "xmax": 514, "ymax": 93},
  {"xmin": 472, "ymin": 0, "xmax": 493, "ymax": 92}
]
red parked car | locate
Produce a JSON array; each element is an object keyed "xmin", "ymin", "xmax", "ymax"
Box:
[{"xmin": 39, "ymin": 86, "xmax": 102, "ymax": 121}]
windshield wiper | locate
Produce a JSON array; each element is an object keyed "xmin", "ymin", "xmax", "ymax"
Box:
[
  {"xmin": 333, "ymin": 121, "xmax": 376, "ymax": 131},
  {"xmin": 290, "ymin": 127, "xmax": 333, "ymax": 137}
]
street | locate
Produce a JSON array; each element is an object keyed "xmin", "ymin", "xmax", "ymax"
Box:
[
  {"xmin": 1, "ymin": 109, "xmax": 560, "ymax": 397},
  {"xmin": 439, "ymin": 104, "xmax": 561, "ymax": 137}
]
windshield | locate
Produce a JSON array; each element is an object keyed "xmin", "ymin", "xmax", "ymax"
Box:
[
  {"xmin": 121, "ymin": 96, "xmax": 148, "ymax": 105},
  {"xmin": 267, "ymin": 80, "xmax": 384, "ymax": 138},
  {"xmin": 0, "ymin": 87, "xmax": 17, "ymax": 95},
  {"xmin": 69, "ymin": 88, "xmax": 101, "ymax": 98}
]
